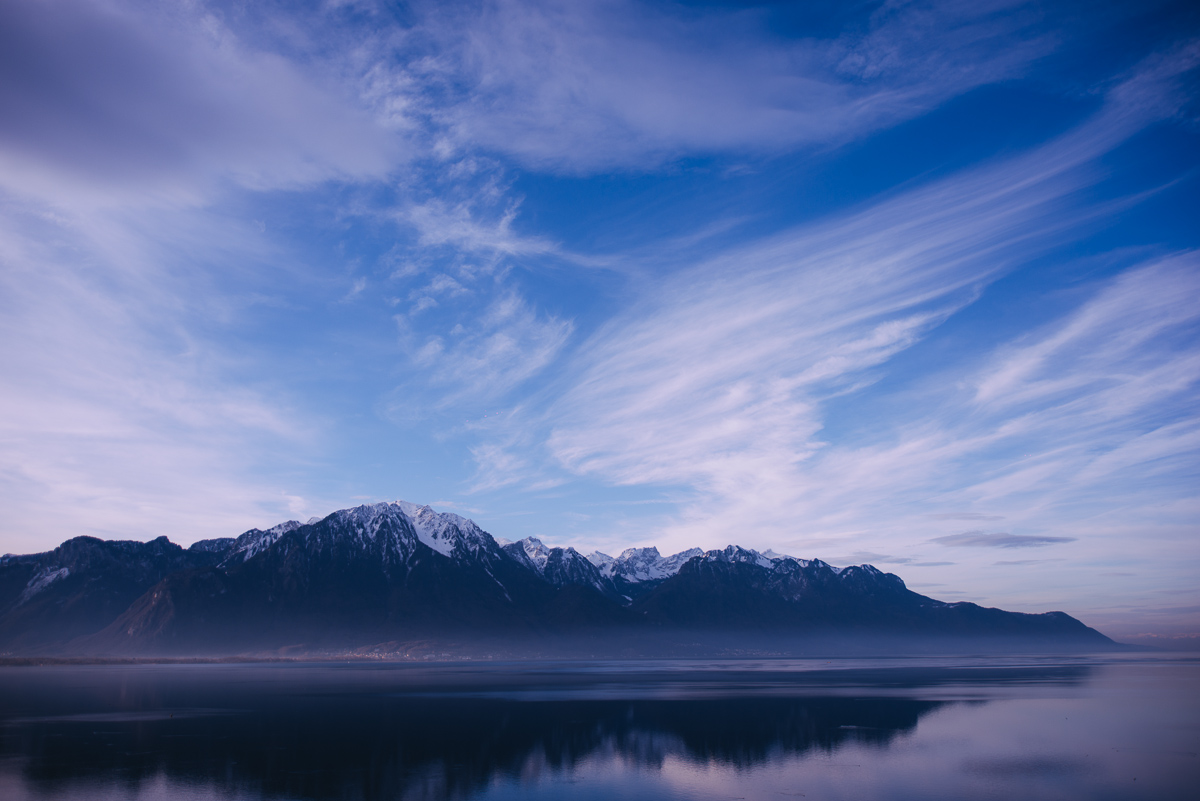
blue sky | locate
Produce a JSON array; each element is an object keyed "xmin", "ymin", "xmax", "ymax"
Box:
[{"xmin": 1, "ymin": 0, "xmax": 1197, "ymax": 641}]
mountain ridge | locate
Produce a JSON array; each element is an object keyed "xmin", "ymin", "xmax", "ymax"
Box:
[{"xmin": 0, "ymin": 500, "xmax": 1118, "ymax": 657}]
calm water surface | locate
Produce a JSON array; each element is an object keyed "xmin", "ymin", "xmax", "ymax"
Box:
[{"xmin": 0, "ymin": 654, "xmax": 1195, "ymax": 800}]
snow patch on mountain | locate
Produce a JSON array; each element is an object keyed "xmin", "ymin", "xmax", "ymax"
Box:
[
  {"xmin": 223, "ymin": 520, "xmax": 302, "ymax": 564},
  {"xmin": 585, "ymin": 551, "xmax": 615, "ymax": 571},
  {"xmin": 18, "ymin": 566, "xmax": 70, "ymax": 605},
  {"xmin": 393, "ymin": 501, "xmax": 494, "ymax": 558},
  {"xmin": 702, "ymin": 545, "xmax": 776, "ymax": 569}
]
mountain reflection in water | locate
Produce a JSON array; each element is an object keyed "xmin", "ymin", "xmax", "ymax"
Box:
[{"xmin": 0, "ymin": 657, "xmax": 1194, "ymax": 801}]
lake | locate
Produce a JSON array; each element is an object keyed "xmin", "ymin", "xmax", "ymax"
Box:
[{"xmin": 0, "ymin": 653, "xmax": 1195, "ymax": 800}]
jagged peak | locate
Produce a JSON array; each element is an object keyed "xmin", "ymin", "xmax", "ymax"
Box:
[
  {"xmin": 595, "ymin": 545, "xmax": 703, "ymax": 582},
  {"xmin": 504, "ymin": 537, "xmax": 591, "ymax": 568},
  {"xmin": 212, "ymin": 499, "xmax": 905, "ymax": 592},
  {"xmin": 502, "ymin": 536, "xmax": 551, "ymax": 571},
  {"xmin": 700, "ymin": 545, "xmax": 775, "ymax": 570},
  {"xmin": 499, "ymin": 536, "xmax": 609, "ymax": 594},
  {"xmin": 585, "ymin": 551, "xmax": 614, "ymax": 568},
  {"xmin": 618, "ymin": 545, "xmax": 660, "ymax": 560},
  {"xmin": 215, "ymin": 500, "xmax": 506, "ymax": 568}
]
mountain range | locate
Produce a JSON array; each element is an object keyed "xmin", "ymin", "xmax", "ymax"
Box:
[{"xmin": 0, "ymin": 501, "xmax": 1116, "ymax": 657}]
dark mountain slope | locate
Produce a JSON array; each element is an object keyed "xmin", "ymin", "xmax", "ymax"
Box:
[
  {"xmin": 0, "ymin": 536, "xmax": 223, "ymax": 650},
  {"xmin": 633, "ymin": 554, "xmax": 1112, "ymax": 645},
  {"xmin": 80, "ymin": 504, "xmax": 636, "ymax": 654}
]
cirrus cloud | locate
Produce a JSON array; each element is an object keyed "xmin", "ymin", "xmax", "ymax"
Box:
[{"xmin": 931, "ymin": 532, "xmax": 1077, "ymax": 548}]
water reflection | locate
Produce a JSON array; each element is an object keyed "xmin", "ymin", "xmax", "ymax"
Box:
[{"xmin": 0, "ymin": 658, "xmax": 1190, "ymax": 801}]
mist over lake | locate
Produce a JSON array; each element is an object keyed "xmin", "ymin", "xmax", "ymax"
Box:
[{"xmin": 1, "ymin": 654, "xmax": 1195, "ymax": 801}]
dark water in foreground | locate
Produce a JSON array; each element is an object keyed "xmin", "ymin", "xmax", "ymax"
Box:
[{"xmin": 0, "ymin": 655, "xmax": 1195, "ymax": 800}]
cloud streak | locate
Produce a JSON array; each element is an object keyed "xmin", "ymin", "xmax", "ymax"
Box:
[
  {"xmin": 931, "ymin": 532, "xmax": 1076, "ymax": 548},
  {"xmin": 0, "ymin": 0, "xmax": 403, "ymax": 207},
  {"xmin": 0, "ymin": 200, "xmax": 321, "ymax": 552},
  {"xmin": 508, "ymin": 47, "xmax": 1200, "ymax": 560},
  {"xmin": 414, "ymin": 0, "xmax": 1057, "ymax": 170},
  {"xmin": 400, "ymin": 290, "xmax": 574, "ymax": 407}
]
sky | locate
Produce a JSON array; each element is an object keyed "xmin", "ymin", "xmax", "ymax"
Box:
[{"xmin": 0, "ymin": 0, "xmax": 1197, "ymax": 643}]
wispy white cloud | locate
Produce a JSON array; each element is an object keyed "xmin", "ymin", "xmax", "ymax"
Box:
[
  {"xmin": 406, "ymin": 0, "xmax": 1057, "ymax": 170},
  {"xmin": 400, "ymin": 196, "xmax": 558, "ymax": 257},
  {"xmin": 341, "ymin": 276, "xmax": 369, "ymax": 302},
  {"xmin": 0, "ymin": 0, "xmax": 421, "ymax": 550},
  {"xmin": 0, "ymin": 1, "xmax": 593, "ymax": 552},
  {"xmin": 974, "ymin": 257, "xmax": 1200, "ymax": 412},
  {"xmin": 0, "ymin": 0, "xmax": 404, "ymax": 209},
  {"xmin": 496, "ymin": 50, "xmax": 1200, "ymax": 573},
  {"xmin": 393, "ymin": 290, "xmax": 573, "ymax": 409},
  {"xmin": 930, "ymin": 532, "xmax": 1077, "ymax": 548},
  {"xmin": 0, "ymin": 200, "xmax": 322, "ymax": 552},
  {"xmin": 467, "ymin": 439, "xmax": 540, "ymax": 493}
]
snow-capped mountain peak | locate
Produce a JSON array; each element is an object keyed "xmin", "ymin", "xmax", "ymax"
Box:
[
  {"xmin": 218, "ymin": 501, "xmax": 503, "ymax": 569},
  {"xmin": 522, "ymin": 537, "xmax": 552, "ymax": 568},
  {"xmin": 591, "ymin": 545, "xmax": 704, "ymax": 583},
  {"xmin": 500, "ymin": 536, "xmax": 610, "ymax": 594},
  {"xmin": 310, "ymin": 501, "xmax": 499, "ymax": 563},
  {"xmin": 216, "ymin": 500, "xmax": 901, "ymax": 603},
  {"xmin": 585, "ymin": 551, "xmax": 615, "ymax": 570},
  {"xmin": 702, "ymin": 545, "xmax": 775, "ymax": 570}
]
